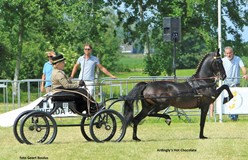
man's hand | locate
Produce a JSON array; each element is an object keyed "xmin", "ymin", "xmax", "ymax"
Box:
[
  {"xmin": 79, "ymin": 80, "xmax": 86, "ymax": 87},
  {"xmin": 243, "ymin": 74, "xmax": 248, "ymax": 80}
]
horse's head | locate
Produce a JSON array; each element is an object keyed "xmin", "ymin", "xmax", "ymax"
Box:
[{"xmin": 210, "ymin": 49, "xmax": 226, "ymax": 80}]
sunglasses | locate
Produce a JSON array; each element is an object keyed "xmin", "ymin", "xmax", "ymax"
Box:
[
  {"xmin": 84, "ymin": 48, "xmax": 91, "ymax": 50},
  {"xmin": 47, "ymin": 56, "xmax": 53, "ymax": 58}
]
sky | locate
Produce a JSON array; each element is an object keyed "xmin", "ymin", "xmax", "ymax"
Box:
[
  {"xmin": 226, "ymin": 25, "xmax": 248, "ymax": 42},
  {"xmin": 241, "ymin": 27, "xmax": 248, "ymax": 42},
  {"xmin": 225, "ymin": 3, "xmax": 248, "ymax": 42}
]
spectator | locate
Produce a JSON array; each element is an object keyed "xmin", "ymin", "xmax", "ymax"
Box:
[
  {"xmin": 222, "ymin": 46, "xmax": 248, "ymax": 121},
  {"xmin": 41, "ymin": 51, "xmax": 56, "ymax": 93},
  {"xmin": 70, "ymin": 43, "xmax": 116, "ymax": 95}
]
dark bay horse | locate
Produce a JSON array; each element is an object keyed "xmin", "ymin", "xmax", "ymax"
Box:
[{"xmin": 123, "ymin": 50, "xmax": 233, "ymax": 141}]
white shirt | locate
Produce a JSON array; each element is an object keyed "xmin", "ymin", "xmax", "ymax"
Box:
[
  {"xmin": 222, "ymin": 55, "xmax": 244, "ymax": 86},
  {"xmin": 77, "ymin": 55, "xmax": 100, "ymax": 81}
]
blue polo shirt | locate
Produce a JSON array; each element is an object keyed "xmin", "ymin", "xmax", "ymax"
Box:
[
  {"xmin": 42, "ymin": 61, "xmax": 53, "ymax": 87},
  {"xmin": 77, "ymin": 55, "xmax": 100, "ymax": 80}
]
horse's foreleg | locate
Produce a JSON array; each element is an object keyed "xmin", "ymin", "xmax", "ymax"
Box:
[
  {"xmin": 223, "ymin": 84, "xmax": 234, "ymax": 101},
  {"xmin": 217, "ymin": 85, "xmax": 234, "ymax": 104},
  {"xmin": 199, "ymin": 106, "xmax": 209, "ymax": 139}
]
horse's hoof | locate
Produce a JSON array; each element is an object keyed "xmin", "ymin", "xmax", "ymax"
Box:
[
  {"xmin": 133, "ymin": 137, "xmax": 141, "ymax": 141},
  {"xmin": 223, "ymin": 97, "xmax": 229, "ymax": 104},
  {"xmin": 199, "ymin": 136, "xmax": 208, "ymax": 139},
  {"xmin": 165, "ymin": 119, "xmax": 171, "ymax": 126}
]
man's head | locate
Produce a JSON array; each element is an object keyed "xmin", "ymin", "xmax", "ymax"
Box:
[
  {"xmin": 46, "ymin": 51, "xmax": 56, "ymax": 62},
  {"xmin": 224, "ymin": 46, "xmax": 234, "ymax": 60},
  {"xmin": 52, "ymin": 54, "xmax": 65, "ymax": 70},
  {"xmin": 83, "ymin": 44, "xmax": 92, "ymax": 55}
]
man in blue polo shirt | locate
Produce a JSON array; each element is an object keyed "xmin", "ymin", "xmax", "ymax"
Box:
[
  {"xmin": 70, "ymin": 44, "xmax": 116, "ymax": 95},
  {"xmin": 41, "ymin": 51, "xmax": 56, "ymax": 93}
]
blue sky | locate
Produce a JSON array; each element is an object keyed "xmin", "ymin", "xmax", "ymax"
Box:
[
  {"xmin": 225, "ymin": 4, "xmax": 248, "ymax": 42},
  {"xmin": 242, "ymin": 27, "xmax": 248, "ymax": 42},
  {"xmin": 226, "ymin": 26, "xmax": 248, "ymax": 42}
]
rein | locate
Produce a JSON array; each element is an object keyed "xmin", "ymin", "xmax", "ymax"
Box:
[{"xmin": 82, "ymin": 76, "xmax": 218, "ymax": 86}]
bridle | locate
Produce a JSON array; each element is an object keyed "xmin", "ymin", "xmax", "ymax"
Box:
[{"xmin": 211, "ymin": 56, "xmax": 224, "ymax": 79}]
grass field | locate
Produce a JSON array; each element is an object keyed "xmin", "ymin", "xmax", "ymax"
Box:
[
  {"xmin": 0, "ymin": 116, "xmax": 248, "ymax": 160},
  {"xmin": 116, "ymin": 53, "xmax": 195, "ymax": 78},
  {"xmin": 117, "ymin": 53, "xmax": 145, "ymax": 71}
]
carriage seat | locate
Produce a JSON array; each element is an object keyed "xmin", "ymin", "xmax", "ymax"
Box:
[
  {"xmin": 50, "ymin": 93, "xmax": 76, "ymax": 102},
  {"xmin": 48, "ymin": 93, "xmax": 89, "ymax": 116}
]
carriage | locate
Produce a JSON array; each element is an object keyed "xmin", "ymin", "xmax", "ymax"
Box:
[
  {"xmin": 13, "ymin": 93, "xmax": 127, "ymax": 144},
  {"xmin": 13, "ymin": 50, "xmax": 234, "ymax": 144}
]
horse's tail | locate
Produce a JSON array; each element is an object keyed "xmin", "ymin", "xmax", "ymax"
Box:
[{"xmin": 123, "ymin": 82, "xmax": 147, "ymax": 125}]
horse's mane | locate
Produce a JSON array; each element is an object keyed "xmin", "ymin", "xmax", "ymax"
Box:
[{"xmin": 192, "ymin": 53, "xmax": 211, "ymax": 77}]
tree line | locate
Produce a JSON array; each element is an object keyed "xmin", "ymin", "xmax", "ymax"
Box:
[{"xmin": 0, "ymin": 0, "xmax": 248, "ymax": 80}]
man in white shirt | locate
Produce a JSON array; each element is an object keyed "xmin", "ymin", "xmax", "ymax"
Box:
[
  {"xmin": 70, "ymin": 44, "xmax": 116, "ymax": 95},
  {"xmin": 222, "ymin": 46, "xmax": 248, "ymax": 121}
]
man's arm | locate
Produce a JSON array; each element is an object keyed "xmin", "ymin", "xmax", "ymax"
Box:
[
  {"xmin": 97, "ymin": 64, "xmax": 116, "ymax": 78},
  {"xmin": 70, "ymin": 63, "xmax": 79, "ymax": 78},
  {"xmin": 41, "ymin": 74, "xmax": 46, "ymax": 92},
  {"xmin": 241, "ymin": 66, "xmax": 248, "ymax": 80}
]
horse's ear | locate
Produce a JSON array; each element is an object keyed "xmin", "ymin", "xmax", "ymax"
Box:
[{"xmin": 216, "ymin": 48, "xmax": 220, "ymax": 56}]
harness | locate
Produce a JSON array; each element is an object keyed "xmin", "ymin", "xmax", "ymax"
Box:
[
  {"xmin": 187, "ymin": 78, "xmax": 217, "ymax": 107},
  {"xmin": 185, "ymin": 55, "xmax": 222, "ymax": 107}
]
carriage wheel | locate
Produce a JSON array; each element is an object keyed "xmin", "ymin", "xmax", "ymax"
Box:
[
  {"xmin": 80, "ymin": 117, "xmax": 93, "ymax": 141},
  {"xmin": 19, "ymin": 111, "xmax": 57, "ymax": 144},
  {"xmin": 13, "ymin": 110, "xmax": 33, "ymax": 143},
  {"xmin": 89, "ymin": 109, "xmax": 126, "ymax": 142}
]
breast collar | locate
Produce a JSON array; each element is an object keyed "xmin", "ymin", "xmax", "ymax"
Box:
[{"xmin": 187, "ymin": 78, "xmax": 217, "ymax": 108}]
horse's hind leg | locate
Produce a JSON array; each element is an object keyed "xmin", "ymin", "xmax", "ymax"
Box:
[{"xmin": 132, "ymin": 108, "xmax": 150, "ymax": 141}]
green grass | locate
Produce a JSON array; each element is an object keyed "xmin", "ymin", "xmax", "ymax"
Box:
[
  {"xmin": 1, "ymin": 117, "xmax": 248, "ymax": 160},
  {"xmin": 118, "ymin": 53, "xmax": 144, "ymax": 71},
  {"xmin": 116, "ymin": 53, "xmax": 195, "ymax": 78},
  {"xmin": 176, "ymin": 69, "xmax": 195, "ymax": 76},
  {"xmin": 115, "ymin": 71, "xmax": 147, "ymax": 78},
  {"xmin": 115, "ymin": 69, "xmax": 195, "ymax": 78}
]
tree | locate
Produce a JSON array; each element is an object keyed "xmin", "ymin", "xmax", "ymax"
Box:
[
  {"xmin": 0, "ymin": 42, "xmax": 12, "ymax": 79},
  {"xmin": 0, "ymin": 0, "xmax": 121, "ymax": 81},
  {"xmin": 0, "ymin": 0, "xmax": 37, "ymax": 93},
  {"xmin": 108, "ymin": 0, "xmax": 248, "ymax": 75}
]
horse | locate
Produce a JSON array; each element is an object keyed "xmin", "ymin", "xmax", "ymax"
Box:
[{"xmin": 123, "ymin": 50, "xmax": 234, "ymax": 141}]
